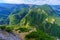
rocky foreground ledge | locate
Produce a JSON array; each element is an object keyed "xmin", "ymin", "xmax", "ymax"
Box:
[
  {"xmin": 0, "ymin": 30, "xmax": 22, "ymax": 40},
  {"xmin": 0, "ymin": 28, "xmax": 37, "ymax": 40}
]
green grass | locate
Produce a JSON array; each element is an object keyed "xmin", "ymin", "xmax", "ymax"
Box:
[
  {"xmin": 54, "ymin": 17, "xmax": 60, "ymax": 26},
  {"xmin": 25, "ymin": 30, "xmax": 55, "ymax": 40}
]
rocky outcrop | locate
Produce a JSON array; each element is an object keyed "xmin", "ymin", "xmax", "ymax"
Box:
[{"xmin": 0, "ymin": 30, "xmax": 22, "ymax": 40}]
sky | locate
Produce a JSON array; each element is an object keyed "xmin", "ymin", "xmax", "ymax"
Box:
[{"xmin": 0, "ymin": 0, "xmax": 60, "ymax": 5}]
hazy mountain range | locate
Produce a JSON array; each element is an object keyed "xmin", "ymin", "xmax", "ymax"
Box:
[
  {"xmin": 0, "ymin": 3, "xmax": 60, "ymax": 17},
  {"xmin": 0, "ymin": 3, "xmax": 60, "ymax": 25}
]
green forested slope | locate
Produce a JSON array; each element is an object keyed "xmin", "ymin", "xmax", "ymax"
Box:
[{"xmin": 0, "ymin": 4, "xmax": 60, "ymax": 40}]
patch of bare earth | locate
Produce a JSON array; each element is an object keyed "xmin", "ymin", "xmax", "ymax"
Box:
[{"xmin": 13, "ymin": 28, "xmax": 36, "ymax": 40}]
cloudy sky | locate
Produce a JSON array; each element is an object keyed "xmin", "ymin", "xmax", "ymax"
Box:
[{"xmin": 0, "ymin": 0, "xmax": 60, "ymax": 5}]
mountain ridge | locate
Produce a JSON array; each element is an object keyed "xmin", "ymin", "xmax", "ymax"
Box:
[{"xmin": 0, "ymin": 3, "xmax": 59, "ymax": 25}]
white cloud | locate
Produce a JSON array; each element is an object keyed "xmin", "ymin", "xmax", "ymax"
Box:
[
  {"xmin": 0, "ymin": 0, "xmax": 24, "ymax": 4},
  {"xmin": 45, "ymin": 0, "xmax": 60, "ymax": 5},
  {"xmin": 0, "ymin": 0, "xmax": 60, "ymax": 5}
]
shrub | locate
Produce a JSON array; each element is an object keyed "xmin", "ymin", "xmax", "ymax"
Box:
[
  {"xmin": 18, "ymin": 28, "xmax": 30, "ymax": 32},
  {"xmin": 5, "ymin": 26, "xmax": 14, "ymax": 32},
  {"xmin": 0, "ymin": 26, "xmax": 6, "ymax": 30},
  {"xmin": 26, "ymin": 31, "xmax": 39, "ymax": 39}
]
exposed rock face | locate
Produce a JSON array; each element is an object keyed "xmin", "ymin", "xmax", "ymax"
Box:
[{"xmin": 0, "ymin": 31, "xmax": 22, "ymax": 40}]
